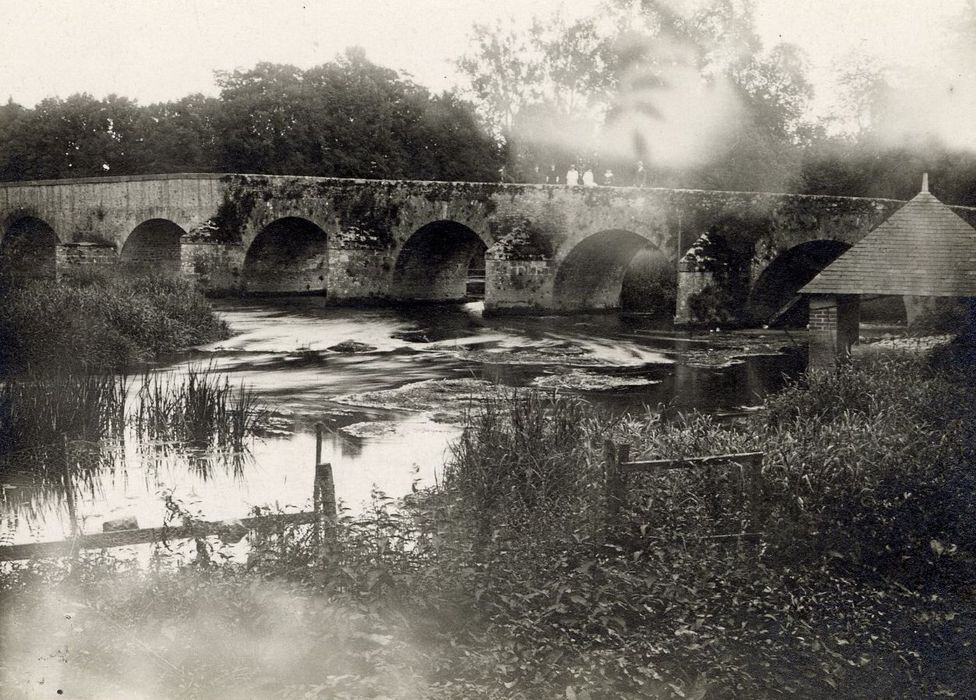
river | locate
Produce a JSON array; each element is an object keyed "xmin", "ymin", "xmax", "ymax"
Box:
[{"xmin": 2, "ymin": 299, "xmax": 805, "ymax": 544}]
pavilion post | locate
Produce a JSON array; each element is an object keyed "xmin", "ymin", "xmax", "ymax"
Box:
[{"xmin": 807, "ymin": 294, "xmax": 860, "ymax": 369}]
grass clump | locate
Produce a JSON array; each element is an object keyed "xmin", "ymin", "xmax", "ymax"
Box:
[
  {"xmin": 134, "ymin": 365, "xmax": 269, "ymax": 449},
  {"xmin": 0, "ymin": 271, "xmax": 229, "ymax": 373}
]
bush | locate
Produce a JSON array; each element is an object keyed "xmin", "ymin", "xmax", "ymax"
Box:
[
  {"xmin": 0, "ymin": 272, "xmax": 229, "ymax": 372},
  {"xmin": 908, "ymin": 298, "xmax": 976, "ymax": 338}
]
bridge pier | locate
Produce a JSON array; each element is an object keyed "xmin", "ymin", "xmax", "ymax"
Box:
[
  {"xmin": 484, "ymin": 257, "xmax": 554, "ymax": 314},
  {"xmin": 55, "ymin": 242, "xmax": 117, "ymax": 280},
  {"xmin": 180, "ymin": 242, "xmax": 244, "ymax": 294},
  {"xmin": 674, "ymin": 259, "xmax": 719, "ymax": 325}
]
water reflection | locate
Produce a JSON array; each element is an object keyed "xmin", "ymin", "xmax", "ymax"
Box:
[{"xmin": 2, "ymin": 300, "xmax": 806, "ymax": 544}]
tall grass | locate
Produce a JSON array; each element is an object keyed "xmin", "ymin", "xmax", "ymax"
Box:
[
  {"xmin": 445, "ymin": 390, "xmax": 606, "ymax": 538},
  {"xmin": 0, "ymin": 271, "xmax": 229, "ymax": 373},
  {"xmin": 133, "ymin": 365, "xmax": 269, "ymax": 450},
  {"xmin": 0, "ymin": 368, "xmax": 127, "ymax": 510},
  {"xmin": 0, "ymin": 368, "xmax": 126, "ymax": 457}
]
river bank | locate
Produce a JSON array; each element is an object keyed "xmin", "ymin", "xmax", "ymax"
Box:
[{"xmin": 3, "ymin": 338, "xmax": 975, "ymax": 698}]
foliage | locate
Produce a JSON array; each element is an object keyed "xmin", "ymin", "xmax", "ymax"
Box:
[
  {"xmin": 133, "ymin": 365, "xmax": 269, "ymax": 450},
  {"xmin": 686, "ymin": 283, "xmax": 736, "ymax": 326},
  {"xmin": 444, "ymin": 391, "xmax": 604, "ymax": 538},
  {"xmin": 0, "ymin": 369, "xmax": 125, "ymax": 459},
  {"xmin": 0, "ymin": 271, "xmax": 229, "ymax": 373},
  {"xmin": 0, "ymin": 50, "xmax": 504, "ymax": 184},
  {"xmin": 4, "ymin": 343, "xmax": 976, "ymax": 697},
  {"xmin": 907, "ymin": 298, "xmax": 976, "ymax": 338}
]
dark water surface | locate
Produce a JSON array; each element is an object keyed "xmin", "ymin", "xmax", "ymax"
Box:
[{"xmin": 3, "ymin": 299, "xmax": 805, "ymax": 543}]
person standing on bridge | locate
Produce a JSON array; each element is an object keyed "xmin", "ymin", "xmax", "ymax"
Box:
[
  {"xmin": 582, "ymin": 167, "xmax": 595, "ymax": 187},
  {"xmin": 566, "ymin": 164, "xmax": 579, "ymax": 187}
]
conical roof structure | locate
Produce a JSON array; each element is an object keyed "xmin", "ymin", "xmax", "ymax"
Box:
[{"xmin": 801, "ymin": 175, "xmax": 976, "ymax": 297}]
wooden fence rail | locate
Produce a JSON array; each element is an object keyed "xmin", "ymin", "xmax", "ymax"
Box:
[
  {"xmin": 0, "ymin": 511, "xmax": 318, "ymax": 562},
  {"xmin": 604, "ymin": 440, "xmax": 765, "ymax": 533},
  {"xmin": 0, "ymin": 424, "xmax": 338, "ymax": 563}
]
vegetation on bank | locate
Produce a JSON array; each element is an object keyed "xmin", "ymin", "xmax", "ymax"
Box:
[
  {"xmin": 0, "ymin": 272, "xmax": 229, "ymax": 373},
  {"xmin": 3, "ymin": 340, "xmax": 976, "ymax": 698},
  {"xmin": 0, "ymin": 273, "xmax": 251, "ymax": 513}
]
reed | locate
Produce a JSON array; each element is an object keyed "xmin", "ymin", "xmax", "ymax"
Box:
[
  {"xmin": 133, "ymin": 364, "xmax": 269, "ymax": 450},
  {"xmin": 0, "ymin": 367, "xmax": 126, "ymax": 510}
]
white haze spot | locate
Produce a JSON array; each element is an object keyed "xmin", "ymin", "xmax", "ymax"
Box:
[
  {"xmin": 875, "ymin": 63, "xmax": 976, "ymax": 153},
  {"xmin": 601, "ymin": 62, "xmax": 745, "ymax": 169},
  {"xmin": 510, "ymin": 30, "xmax": 746, "ymax": 171}
]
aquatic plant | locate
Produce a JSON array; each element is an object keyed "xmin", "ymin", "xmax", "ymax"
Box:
[
  {"xmin": 0, "ymin": 367, "xmax": 127, "ymax": 513},
  {"xmin": 0, "ymin": 368, "xmax": 126, "ymax": 458},
  {"xmin": 133, "ymin": 365, "xmax": 269, "ymax": 450}
]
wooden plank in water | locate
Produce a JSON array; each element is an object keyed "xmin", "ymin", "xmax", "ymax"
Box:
[{"xmin": 0, "ymin": 511, "xmax": 317, "ymax": 562}]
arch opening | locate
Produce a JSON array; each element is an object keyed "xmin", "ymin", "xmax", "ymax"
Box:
[
  {"xmin": 553, "ymin": 230, "xmax": 658, "ymax": 312},
  {"xmin": 620, "ymin": 247, "xmax": 677, "ymax": 314},
  {"xmin": 393, "ymin": 221, "xmax": 487, "ymax": 302},
  {"xmin": 120, "ymin": 219, "xmax": 185, "ymax": 274},
  {"xmin": 0, "ymin": 217, "xmax": 59, "ymax": 279},
  {"xmin": 243, "ymin": 217, "xmax": 329, "ymax": 295},
  {"xmin": 749, "ymin": 240, "xmax": 850, "ymax": 327}
]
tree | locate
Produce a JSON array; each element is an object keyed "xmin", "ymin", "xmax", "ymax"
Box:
[
  {"xmin": 458, "ymin": 0, "xmax": 816, "ymax": 190},
  {"xmin": 457, "ymin": 19, "xmax": 545, "ymax": 136},
  {"xmin": 131, "ymin": 94, "xmax": 221, "ymax": 174}
]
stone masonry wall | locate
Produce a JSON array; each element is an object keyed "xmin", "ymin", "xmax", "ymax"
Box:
[
  {"xmin": 55, "ymin": 243, "xmax": 118, "ymax": 280},
  {"xmin": 3, "ymin": 173, "xmax": 976, "ymax": 316}
]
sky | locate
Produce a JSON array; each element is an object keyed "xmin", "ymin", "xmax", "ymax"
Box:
[{"xmin": 0, "ymin": 0, "xmax": 968, "ymax": 115}]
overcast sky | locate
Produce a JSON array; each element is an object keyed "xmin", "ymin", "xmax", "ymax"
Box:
[{"xmin": 0, "ymin": 0, "xmax": 967, "ymax": 114}]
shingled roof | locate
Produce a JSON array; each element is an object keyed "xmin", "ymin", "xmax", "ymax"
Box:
[{"xmin": 801, "ymin": 175, "xmax": 976, "ymax": 297}]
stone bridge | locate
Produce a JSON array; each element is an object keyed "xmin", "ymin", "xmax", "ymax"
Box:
[{"xmin": 3, "ymin": 173, "xmax": 974, "ymax": 322}]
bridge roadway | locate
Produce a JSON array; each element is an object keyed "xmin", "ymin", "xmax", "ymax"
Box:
[{"xmin": 2, "ymin": 173, "xmax": 972, "ymax": 322}]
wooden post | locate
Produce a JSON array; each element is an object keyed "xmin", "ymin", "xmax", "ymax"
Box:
[
  {"xmin": 314, "ymin": 461, "xmax": 337, "ymax": 563},
  {"xmin": 604, "ymin": 441, "xmax": 629, "ymax": 522},
  {"xmin": 313, "ymin": 425, "xmax": 322, "ymax": 545},
  {"xmin": 62, "ymin": 435, "xmax": 79, "ymax": 540},
  {"xmin": 745, "ymin": 454, "xmax": 763, "ymax": 532}
]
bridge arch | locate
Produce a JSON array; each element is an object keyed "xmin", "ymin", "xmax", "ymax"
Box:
[
  {"xmin": 0, "ymin": 216, "xmax": 60, "ymax": 278},
  {"xmin": 243, "ymin": 217, "xmax": 329, "ymax": 295},
  {"xmin": 120, "ymin": 219, "xmax": 185, "ymax": 273},
  {"xmin": 749, "ymin": 240, "xmax": 850, "ymax": 326},
  {"xmin": 392, "ymin": 220, "xmax": 489, "ymax": 302},
  {"xmin": 553, "ymin": 229, "xmax": 663, "ymax": 311}
]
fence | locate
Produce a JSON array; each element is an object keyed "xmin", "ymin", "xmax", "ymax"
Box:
[
  {"xmin": 604, "ymin": 440, "xmax": 765, "ymax": 538},
  {"xmin": 0, "ymin": 425, "xmax": 338, "ymax": 562}
]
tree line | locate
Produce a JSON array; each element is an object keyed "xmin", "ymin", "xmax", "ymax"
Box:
[
  {"xmin": 0, "ymin": 48, "xmax": 505, "ymax": 183},
  {"xmin": 1, "ymin": 1, "xmax": 975, "ymax": 206},
  {"xmin": 458, "ymin": 0, "xmax": 976, "ymax": 205}
]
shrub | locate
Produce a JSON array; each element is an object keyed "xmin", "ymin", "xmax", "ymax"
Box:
[
  {"xmin": 0, "ymin": 272, "xmax": 229, "ymax": 373},
  {"xmin": 908, "ymin": 298, "xmax": 976, "ymax": 338}
]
